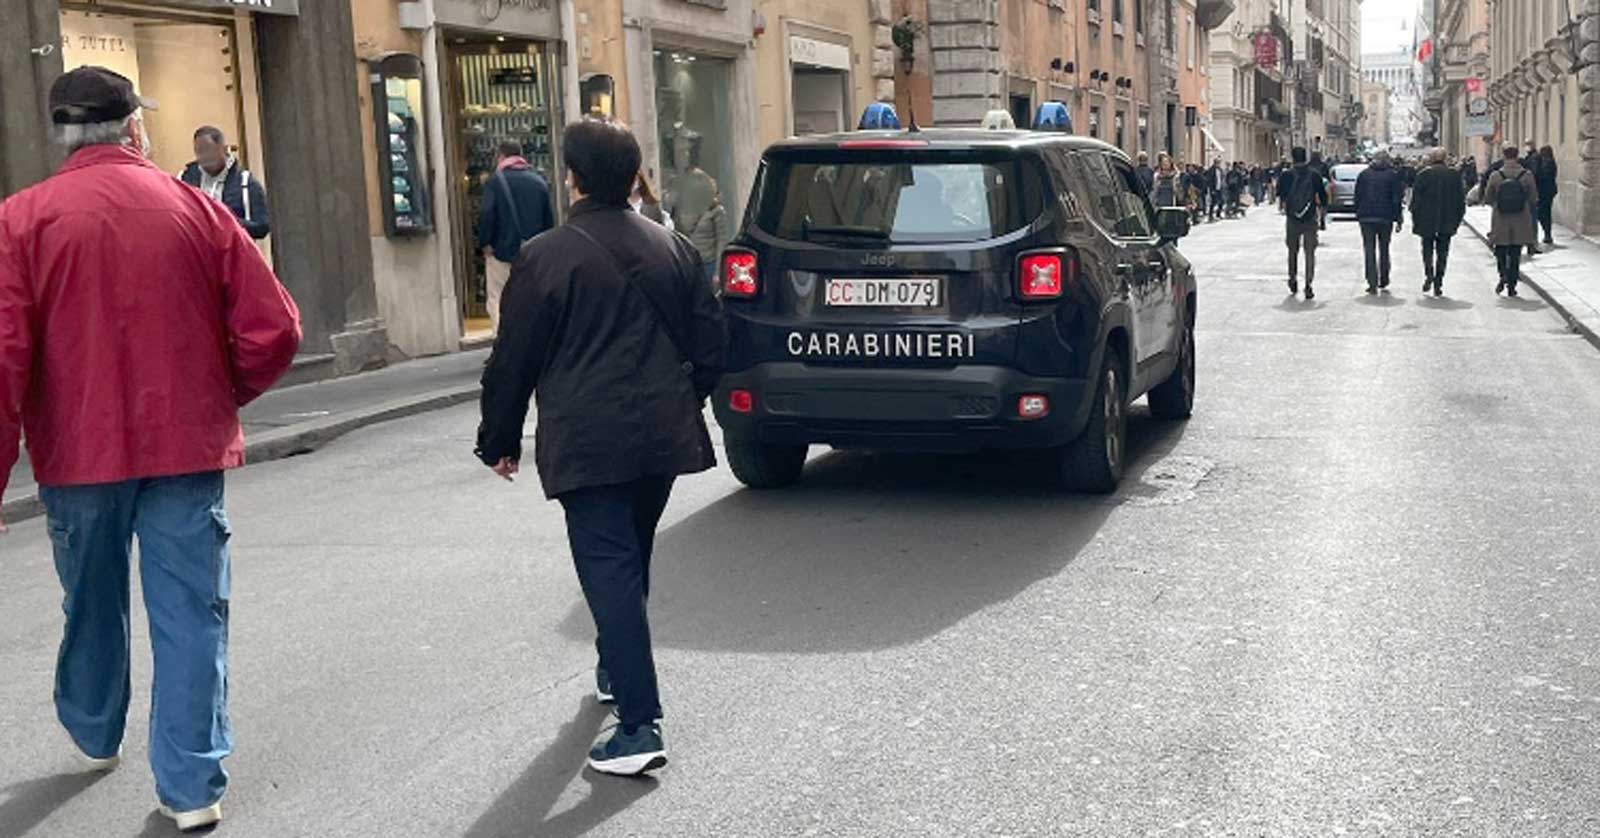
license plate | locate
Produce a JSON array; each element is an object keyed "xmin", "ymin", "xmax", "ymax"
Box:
[{"xmin": 825, "ymin": 277, "xmax": 942, "ymax": 308}]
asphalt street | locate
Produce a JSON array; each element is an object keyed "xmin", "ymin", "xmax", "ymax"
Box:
[{"xmin": 4, "ymin": 207, "xmax": 1600, "ymax": 837}]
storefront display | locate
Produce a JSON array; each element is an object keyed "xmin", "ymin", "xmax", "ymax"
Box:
[
  {"xmin": 58, "ymin": 5, "xmax": 251, "ymax": 178},
  {"xmin": 447, "ymin": 38, "xmax": 562, "ymax": 330},
  {"xmin": 654, "ymin": 49, "xmax": 735, "ymax": 237},
  {"xmin": 370, "ymin": 53, "xmax": 432, "ymax": 236}
]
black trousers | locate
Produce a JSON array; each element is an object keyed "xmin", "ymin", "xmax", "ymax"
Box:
[
  {"xmin": 1359, "ymin": 222, "xmax": 1394, "ymax": 285},
  {"xmin": 559, "ymin": 475, "xmax": 675, "ymax": 729},
  {"xmin": 1494, "ymin": 245, "xmax": 1523, "ymax": 289},
  {"xmin": 1538, "ymin": 196, "xmax": 1556, "ymax": 242},
  {"xmin": 1420, "ymin": 234, "xmax": 1453, "ymax": 285}
]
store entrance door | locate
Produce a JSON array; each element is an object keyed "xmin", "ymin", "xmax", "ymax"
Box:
[{"xmin": 443, "ymin": 33, "xmax": 561, "ymax": 339}]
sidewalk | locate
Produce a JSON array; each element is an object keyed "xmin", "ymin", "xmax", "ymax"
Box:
[
  {"xmin": 2, "ymin": 348, "xmax": 489, "ymax": 524},
  {"xmin": 1463, "ymin": 206, "xmax": 1600, "ymax": 349}
]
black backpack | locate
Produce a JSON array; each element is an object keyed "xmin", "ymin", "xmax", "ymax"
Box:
[
  {"xmin": 1495, "ymin": 171, "xmax": 1530, "ymax": 215},
  {"xmin": 1287, "ymin": 168, "xmax": 1320, "ymax": 221}
]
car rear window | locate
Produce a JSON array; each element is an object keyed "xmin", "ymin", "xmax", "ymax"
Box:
[
  {"xmin": 1333, "ymin": 165, "xmax": 1364, "ymax": 182},
  {"xmin": 751, "ymin": 149, "xmax": 1046, "ymax": 245}
]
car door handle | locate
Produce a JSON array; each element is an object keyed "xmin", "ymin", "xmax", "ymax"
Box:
[{"xmin": 1114, "ymin": 262, "xmax": 1136, "ymax": 276}]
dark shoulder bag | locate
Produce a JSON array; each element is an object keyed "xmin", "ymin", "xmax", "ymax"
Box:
[{"xmin": 567, "ymin": 223, "xmax": 696, "ymax": 380}]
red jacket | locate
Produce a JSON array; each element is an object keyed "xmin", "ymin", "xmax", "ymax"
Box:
[{"xmin": 0, "ymin": 145, "xmax": 301, "ymax": 497}]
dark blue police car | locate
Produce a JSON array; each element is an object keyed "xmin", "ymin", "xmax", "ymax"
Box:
[{"xmin": 712, "ymin": 129, "xmax": 1196, "ymax": 492}]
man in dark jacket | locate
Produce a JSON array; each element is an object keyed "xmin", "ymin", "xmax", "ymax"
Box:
[
  {"xmin": 1278, "ymin": 147, "xmax": 1327, "ymax": 299},
  {"xmin": 476, "ymin": 119, "xmax": 725, "ymax": 777},
  {"xmin": 476, "ymin": 140, "xmax": 555, "ymax": 335},
  {"xmin": 1134, "ymin": 152, "xmax": 1155, "ymax": 194},
  {"xmin": 1410, "ymin": 148, "xmax": 1467, "ymax": 296},
  {"xmin": 1354, "ymin": 151, "xmax": 1406, "ymax": 294},
  {"xmin": 179, "ymin": 126, "xmax": 270, "ymax": 240}
]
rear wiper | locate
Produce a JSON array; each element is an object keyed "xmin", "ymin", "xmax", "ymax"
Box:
[{"xmin": 802, "ymin": 223, "xmax": 891, "ymax": 240}]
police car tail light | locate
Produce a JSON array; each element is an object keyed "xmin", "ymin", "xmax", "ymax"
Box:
[
  {"xmin": 722, "ymin": 250, "xmax": 759, "ymax": 298},
  {"xmin": 1018, "ymin": 252, "xmax": 1073, "ymax": 300},
  {"xmin": 1018, "ymin": 394, "xmax": 1051, "ymax": 420},
  {"xmin": 729, "ymin": 389, "xmax": 755, "ymax": 414}
]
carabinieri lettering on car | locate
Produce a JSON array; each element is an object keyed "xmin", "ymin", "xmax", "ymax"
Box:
[{"xmin": 786, "ymin": 331, "xmax": 976, "ymax": 359}]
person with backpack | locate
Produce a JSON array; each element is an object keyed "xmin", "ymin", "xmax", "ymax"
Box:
[
  {"xmin": 1278, "ymin": 146, "xmax": 1327, "ymax": 300},
  {"xmin": 1354, "ymin": 151, "xmax": 1406, "ymax": 294},
  {"xmin": 1483, "ymin": 145, "xmax": 1540, "ymax": 297},
  {"xmin": 1410, "ymin": 147, "xmax": 1467, "ymax": 296},
  {"xmin": 477, "ymin": 140, "xmax": 556, "ymax": 335},
  {"xmin": 179, "ymin": 126, "xmax": 270, "ymax": 241}
]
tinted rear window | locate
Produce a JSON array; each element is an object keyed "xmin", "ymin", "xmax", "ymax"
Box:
[
  {"xmin": 751, "ymin": 150, "xmax": 1046, "ymax": 245},
  {"xmin": 1333, "ymin": 165, "xmax": 1365, "ymax": 181}
]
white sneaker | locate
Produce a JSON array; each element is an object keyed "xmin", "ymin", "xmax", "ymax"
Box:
[
  {"xmin": 158, "ymin": 802, "xmax": 223, "ymax": 832},
  {"xmin": 79, "ymin": 747, "xmax": 121, "ymax": 772}
]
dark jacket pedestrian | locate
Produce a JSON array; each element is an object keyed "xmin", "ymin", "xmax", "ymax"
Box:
[
  {"xmin": 477, "ymin": 141, "xmax": 556, "ymax": 334},
  {"xmin": 1354, "ymin": 153, "xmax": 1406, "ymax": 292},
  {"xmin": 1279, "ymin": 148, "xmax": 1327, "ymax": 298},
  {"xmin": 1135, "ymin": 154, "xmax": 1155, "ymax": 194},
  {"xmin": 1410, "ymin": 152, "xmax": 1467, "ymax": 294},
  {"xmin": 179, "ymin": 126, "xmax": 270, "ymax": 240},
  {"xmin": 1484, "ymin": 148, "xmax": 1540, "ymax": 295},
  {"xmin": 1, "ymin": 67, "xmax": 301, "ymax": 831},
  {"xmin": 476, "ymin": 119, "xmax": 726, "ymax": 777},
  {"xmin": 1535, "ymin": 146, "xmax": 1558, "ymax": 245}
]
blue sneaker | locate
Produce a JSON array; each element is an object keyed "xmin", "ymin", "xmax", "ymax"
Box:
[
  {"xmin": 595, "ymin": 668, "xmax": 615, "ymax": 705},
  {"xmin": 587, "ymin": 723, "xmax": 667, "ymax": 776}
]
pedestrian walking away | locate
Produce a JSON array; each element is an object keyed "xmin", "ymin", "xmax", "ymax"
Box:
[
  {"xmin": 477, "ymin": 140, "xmax": 556, "ymax": 336},
  {"xmin": 476, "ymin": 118, "xmax": 727, "ymax": 777},
  {"xmin": 1279, "ymin": 146, "xmax": 1328, "ymax": 300},
  {"xmin": 1355, "ymin": 150, "xmax": 1406, "ymax": 294},
  {"xmin": 179, "ymin": 125, "xmax": 271, "ymax": 240},
  {"xmin": 1410, "ymin": 147, "xmax": 1467, "ymax": 296},
  {"xmin": 1484, "ymin": 145, "xmax": 1540, "ymax": 297},
  {"xmin": 1135, "ymin": 152, "xmax": 1155, "ymax": 196},
  {"xmin": 1535, "ymin": 145, "xmax": 1559, "ymax": 246},
  {"xmin": 0, "ymin": 66, "xmax": 302, "ymax": 833}
]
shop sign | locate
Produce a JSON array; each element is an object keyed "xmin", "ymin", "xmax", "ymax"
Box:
[
  {"xmin": 160, "ymin": 0, "xmax": 300, "ymax": 14},
  {"xmin": 1464, "ymin": 113, "xmax": 1494, "ymax": 137},
  {"xmin": 790, "ymin": 36, "xmax": 850, "ymax": 71},
  {"xmin": 437, "ymin": 0, "xmax": 559, "ymax": 37},
  {"xmin": 1252, "ymin": 32, "xmax": 1278, "ymax": 71}
]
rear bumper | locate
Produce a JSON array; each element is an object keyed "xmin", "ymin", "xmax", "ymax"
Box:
[{"xmin": 713, "ymin": 363, "xmax": 1092, "ymax": 452}]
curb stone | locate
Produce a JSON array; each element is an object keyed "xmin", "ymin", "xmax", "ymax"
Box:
[{"xmin": 1, "ymin": 383, "xmax": 480, "ymax": 527}]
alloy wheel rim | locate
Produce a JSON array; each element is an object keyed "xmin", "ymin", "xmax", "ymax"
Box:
[{"xmin": 1105, "ymin": 368, "xmax": 1123, "ymax": 469}]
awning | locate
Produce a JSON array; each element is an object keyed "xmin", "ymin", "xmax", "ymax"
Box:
[{"xmin": 1201, "ymin": 127, "xmax": 1226, "ymax": 154}]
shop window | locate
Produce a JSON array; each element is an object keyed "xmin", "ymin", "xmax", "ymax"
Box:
[
  {"xmin": 655, "ymin": 49, "xmax": 737, "ymax": 252},
  {"xmin": 58, "ymin": 8, "xmax": 247, "ymax": 179},
  {"xmin": 581, "ymin": 74, "xmax": 616, "ymax": 118},
  {"xmin": 1115, "ymin": 110, "xmax": 1126, "ymax": 151},
  {"xmin": 371, "ymin": 54, "xmax": 433, "ymax": 237},
  {"xmin": 1089, "ymin": 105, "xmax": 1101, "ymax": 139}
]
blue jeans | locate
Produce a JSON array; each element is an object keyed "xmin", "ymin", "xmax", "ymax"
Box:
[{"xmin": 39, "ymin": 471, "xmax": 233, "ymax": 811}]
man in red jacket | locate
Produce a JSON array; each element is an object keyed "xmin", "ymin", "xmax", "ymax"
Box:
[{"xmin": 0, "ymin": 67, "xmax": 300, "ymax": 832}]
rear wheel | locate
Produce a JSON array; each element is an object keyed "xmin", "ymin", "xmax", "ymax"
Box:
[
  {"xmin": 726, "ymin": 439, "xmax": 808, "ymax": 489},
  {"xmin": 1147, "ymin": 314, "xmax": 1195, "ymax": 420},
  {"xmin": 1058, "ymin": 347, "xmax": 1127, "ymax": 494}
]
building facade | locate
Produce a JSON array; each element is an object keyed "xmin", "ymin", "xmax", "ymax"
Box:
[
  {"xmin": 1364, "ymin": 49, "xmax": 1423, "ymax": 144},
  {"xmin": 1483, "ymin": 0, "xmax": 1599, "ymax": 234},
  {"xmin": 1360, "ymin": 78, "xmax": 1391, "ymax": 145},
  {"xmin": 2, "ymin": 0, "xmax": 390, "ymax": 375},
  {"xmin": 1428, "ymin": 0, "xmax": 1491, "ymax": 171},
  {"xmin": 1208, "ymin": 0, "xmax": 1289, "ymax": 164}
]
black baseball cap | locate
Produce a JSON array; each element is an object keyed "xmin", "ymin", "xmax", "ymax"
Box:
[{"xmin": 49, "ymin": 66, "xmax": 156, "ymax": 126}]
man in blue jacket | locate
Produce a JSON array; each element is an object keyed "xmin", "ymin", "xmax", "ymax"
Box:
[
  {"xmin": 477, "ymin": 140, "xmax": 555, "ymax": 335},
  {"xmin": 179, "ymin": 126, "xmax": 269, "ymax": 240},
  {"xmin": 1354, "ymin": 151, "xmax": 1406, "ymax": 294}
]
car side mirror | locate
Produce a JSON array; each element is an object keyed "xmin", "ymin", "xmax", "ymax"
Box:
[{"xmin": 1155, "ymin": 207, "xmax": 1190, "ymax": 241}]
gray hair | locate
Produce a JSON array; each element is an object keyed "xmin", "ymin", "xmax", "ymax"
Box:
[
  {"xmin": 53, "ymin": 113, "xmax": 137, "ymax": 154},
  {"xmin": 1374, "ymin": 150, "xmax": 1392, "ymax": 165},
  {"xmin": 1427, "ymin": 147, "xmax": 1448, "ymax": 165}
]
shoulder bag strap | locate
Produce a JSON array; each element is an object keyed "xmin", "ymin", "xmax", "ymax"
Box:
[
  {"xmin": 567, "ymin": 222, "xmax": 695, "ymax": 378},
  {"xmin": 494, "ymin": 171, "xmax": 525, "ymax": 238}
]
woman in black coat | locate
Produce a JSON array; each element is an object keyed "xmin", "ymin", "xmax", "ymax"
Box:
[
  {"xmin": 1536, "ymin": 146, "xmax": 1559, "ymax": 246},
  {"xmin": 1410, "ymin": 148, "xmax": 1468, "ymax": 296}
]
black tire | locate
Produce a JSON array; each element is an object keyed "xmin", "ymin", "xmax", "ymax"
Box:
[
  {"xmin": 726, "ymin": 439, "xmax": 808, "ymax": 489},
  {"xmin": 1057, "ymin": 347, "xmax": 1127, "ymax": 494},
  {"xmin": 1147, "ymin": 314, "xmax": 1195, "ymax": 420}
]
